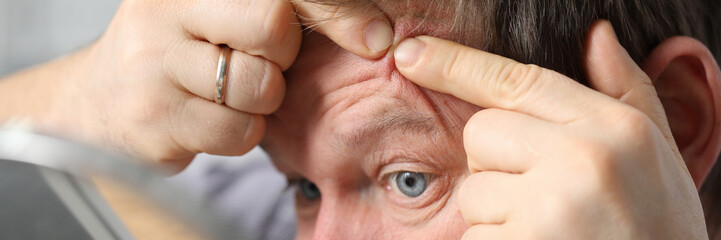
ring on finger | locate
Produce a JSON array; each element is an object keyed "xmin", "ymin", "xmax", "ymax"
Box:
[{"xmin": 215, "ymin": 45, "xmax": 231, "ymax": 104}]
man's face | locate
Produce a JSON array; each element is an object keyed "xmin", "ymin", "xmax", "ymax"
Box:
[{"xmin": 262, "ymin": 2, "xmax": 481, "ymax": 238}]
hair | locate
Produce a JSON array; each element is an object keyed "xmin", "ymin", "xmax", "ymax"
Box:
[
  {"xmin": 459, "ymin": 3, "xmax": 721, "ymax": 236},
  {"xmin": 305, "ymin": 0, "xmax": 721, "ymax": 236}
]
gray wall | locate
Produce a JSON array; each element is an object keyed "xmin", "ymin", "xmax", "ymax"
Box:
[{"xmin": 0, "ymin": 0, "xmax": 121, "ymax": 76}]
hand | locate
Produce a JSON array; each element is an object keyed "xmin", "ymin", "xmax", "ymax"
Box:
[
  {"xmin": 394, "ymin": 20, "xmax": 707, "ymax": 239},
  {"xmin": 49, "ymin": 0, "xmax": 393, "ymax": 168}
]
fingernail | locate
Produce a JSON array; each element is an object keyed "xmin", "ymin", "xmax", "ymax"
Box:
[
  {"xmin": 365, "ymin": 19, "xmax": 393, "ymax": 52},
  {"xmin": 394, "ymin": 38, "xmax": 425, "ymax": 67}
]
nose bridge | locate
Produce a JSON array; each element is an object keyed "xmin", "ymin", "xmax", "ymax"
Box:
[
  {"xmin": 311, "ymin": 194, "xmax": 376, "ymax": 240},
  {"xmin": 312, "ymin": 195, "xmax": 352, "ymax": 240}
]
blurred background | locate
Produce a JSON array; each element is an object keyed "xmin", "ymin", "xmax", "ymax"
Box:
[
  {"xmin": 0, "ymin": 0, "xmax": 120, "ymax": 76},
  {"xmin": 0, "ymin": 1, "xmax": 295, "ymax": 239}
]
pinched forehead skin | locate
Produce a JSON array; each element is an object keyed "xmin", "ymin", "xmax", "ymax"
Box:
[{"xmin": 261, "ymin": 1, "xmax": 480, "ymax": 239}]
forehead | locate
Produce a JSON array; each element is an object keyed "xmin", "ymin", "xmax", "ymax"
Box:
[
  {"xmin": 263, "ymin": 39, "xmax": 478, "ymax": 177},
  {"xmin": 308, "ymin": 0, "xmax": 459, "ymax": 17},
  {"xmin": 263, "ymin": 0, "xmax": 479, "ymax": 173},
  {"xmin": 306, "ymin": 0, "xmax": 462, "ymax": 35}
]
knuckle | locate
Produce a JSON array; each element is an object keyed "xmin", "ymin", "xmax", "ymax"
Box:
[
  {"xmin": 239, "ymin": 115, "xmax": 265, "ymax": 151},
  {"xmin": 462, "ymin": 225, "xmax": 489, "ymax": 240},
  {"xmin": 492, "ymin": 63, "xmax": 545, "ymax": 108},
  {"xmin": 255, "ymin": 62, "xmax": 286, "ymax": 113},
  {"xmin": 148, "ymin": 148, "xmax": 176, "ymax": 163},
  {"xmin": 457, "ymin": 180, "xmax": 472, "ymax": 211},
  {"xmin": 457, "ymin": 175, "xmax": 483, "ymax": 218},
  {"xmin": 536, "ymin": 192, "xmax": 576, "ymax": 236},
  {"xmin": 463, "ymin": 110, "xmax": 497, "ymax": 144},
  {"xmin": 460, "ymin": 227, "xmax": 475, "ymax": 240},
  {"xmin": 229, "ymin": 56, "xmax": 254, "ymax": 97},
  {"xmin": 441, "ymin": 49, "xmax": 485, "ymax": 92},
  {"xmin": 199, "ymin": 113, "xmax": 262, "ymax": 156},
  {"xmin": 569, "ymin": 137, "xmax": 618, "ymax": 174},
  {"xmin": 458, "ymin": 173, "xmax": 491, "ymax": 205},
  {"xmin": 229, "ymin": 55, "xmax": 259, "ymax": 106},
  {"xmin": 231, "ymin": 57, "xmax": 285, "ymax": 113},
  {"xmin": 457, "ymin": 175, "xmax": 476, "ymax": 203},
  {"xmin": 441, "ymin": 48, "xmax": 464, "ymax": 81},
  {"xmin": 199, "ymin": 114, "xmax": 241, "ymax": 151},
  {"xmin": 614, "ymin": 107, "xmax": 654, "ymax": 141},
  {"xmin": 251, "ymin": 0, "xmax": 294, "ymax": 48},
  {"xmin": 462, "ymin": 116, "xmax": 481, "ymax": 149}
]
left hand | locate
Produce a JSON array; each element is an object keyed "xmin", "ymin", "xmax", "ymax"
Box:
[{"xmin": 393, "ymin": 20, "xmax": 707, "ymax": 239}]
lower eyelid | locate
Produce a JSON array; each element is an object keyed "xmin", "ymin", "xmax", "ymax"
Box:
[
  {"xmin": 294, "ymin": 190, "xmax": 321, "ymax": 216},
  {"xmin": 294, "ymin": 196, "xmax": 321, "ymax": 219}
]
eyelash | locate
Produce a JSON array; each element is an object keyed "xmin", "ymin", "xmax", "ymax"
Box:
[
  {"xmin": 286, "ymin": 178, "xmax": 302, "ymax": 191},
  {"xmin": 287, "ymin": 168, "xmax": 447, "ymax": 211},
  {"xmin": 385, "ymin": 171, "xmax": 434, "ymax": 194}
]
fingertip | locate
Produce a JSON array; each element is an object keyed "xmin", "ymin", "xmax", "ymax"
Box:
[
  {"xmin": 393, "ymin": 37, "xmax": 426, "ymax": 67},
  {"xmin": 295, "ymin": 2, "xmax": 393, "ymax": 59},
  {"xmin": 337, "ymin": 16, "xmax": 393, "ymax": 59},
  {"xmin": 585, "ymin": 19, "xmax": 639, "ymax": 97},
  {"xmin": 393, "ymin": 36, "xmax": 459, "ymax": 93},
  {"xmin": 243, "ymin": 114, "xmax": 266, "ymax": 149},
  {"xmin": 592, "ymin": 20, "xmax": 635, "ymax": 66},
  {"xmin": 585, "ymin": 20, "xmax": 620, "ymax": 63},
  {"xmin": 365, "ymin": 19, "xmax": 394, "ymax": 54}
]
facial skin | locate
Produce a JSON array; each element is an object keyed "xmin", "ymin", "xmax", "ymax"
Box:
[{"xmin": 261, "ymin": 3, "xmax": 480, "ymax": 238}]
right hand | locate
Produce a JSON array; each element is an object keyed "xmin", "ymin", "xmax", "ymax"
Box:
[{"xmin": 61, "ymin": 0, "xmax": 393, "ymax": 169}]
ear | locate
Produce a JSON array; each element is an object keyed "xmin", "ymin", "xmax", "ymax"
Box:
[{"xmin": 643, "ymin": 37, "xmax": 721, "ymax": 189}]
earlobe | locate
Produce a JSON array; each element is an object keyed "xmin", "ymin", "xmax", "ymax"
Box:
[{"xmin": 642, "ymin": 37, "xmax": 721, "ymax": 189}]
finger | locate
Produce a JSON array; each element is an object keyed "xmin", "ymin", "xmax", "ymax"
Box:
[
  {"xmin": 180, "ymin": 0, "xmax": 302, "ymax": 69},
  {"xmin": 295, "ymin": 0, "xmax": 393, "ymax": 59},
  {"xmin": 166, "ymin": 42, "xmax": 285, "ymax": 114},
  {"xmin": 464, "ymin": 109, "xmax": 562, "ymax": 173},
  {"xmin": 458, "ymin": 171, "xmax": 522, "ymax": 225},
  {"xmin": 393, "ymin": 36, "xmax": 620, "ymax": 123},
  {"xmin": 171, "ymin": 96, "xmax": 265, "ymax": 157},
  {"xmin": 461, "ymin": 225, "xmax": 504, "ymax": 240},
  {"xmin": 584, "ymin": 20, "xmax": 673, "ymax": 139}
]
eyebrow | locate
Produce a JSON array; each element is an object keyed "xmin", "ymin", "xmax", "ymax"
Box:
[{"xmin": 338, "ymin": 110, "xmax": 440, "ymax": 148}]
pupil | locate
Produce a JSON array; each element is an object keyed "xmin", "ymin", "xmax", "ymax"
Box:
[
  {"xmin": 404, "ymin": 177, "xmax": 416, "ymax": 187},
  {"xmin": 395, "ymin": 172, "xmax": 426, "ymax": 198},
  {"xmin": 308, "ymin": 183, "xmax": 318, "ymax": 194}
]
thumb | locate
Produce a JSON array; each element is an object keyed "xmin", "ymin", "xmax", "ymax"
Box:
[
  {"xmin": 294, "ymin": 1, "xmax": 393, "ymax": 59},
  {"xmin": 584, "ymin": 20, "xmax": 673, "ymax": 140}
]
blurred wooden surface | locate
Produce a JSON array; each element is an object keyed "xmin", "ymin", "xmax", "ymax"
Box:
[{"xmin": 93, "ymin": 177, "xmax": 204, "ymax": 240}]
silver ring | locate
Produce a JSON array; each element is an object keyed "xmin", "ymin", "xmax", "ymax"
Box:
[{"xmin": 215, "ymin": 45, "xmax": 231, "ymax": 104}]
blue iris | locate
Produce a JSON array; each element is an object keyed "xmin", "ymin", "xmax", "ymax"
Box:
[{"xmin": 394, "ymin": 172, "xmax": 427, "ymax": 197}]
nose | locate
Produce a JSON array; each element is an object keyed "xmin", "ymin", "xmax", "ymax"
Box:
[{"xmin": 310, "ymin": 197, "xmax": 381, "ymax": 240}]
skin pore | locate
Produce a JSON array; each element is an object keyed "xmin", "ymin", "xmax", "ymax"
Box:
[{"xmin": 261, "ymin": 2, "xmax": 481, "ymax": 238}]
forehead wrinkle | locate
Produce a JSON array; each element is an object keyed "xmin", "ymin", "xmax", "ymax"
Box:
[
  {"xmin": 416, "ymin": 87, "xmax": 455, "ymax": 135},
  {"xmin": 337, "ymin": 109, "xmax": 439, "ymax": 149}
]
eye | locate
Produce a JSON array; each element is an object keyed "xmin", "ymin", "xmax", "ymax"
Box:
[
  {"xmin": 389, "ymin": 172, "xmax": 429, "ymax": 198},
  {"xmin": 295, "ymin": 178, "xmax": 321, "ymax": 200}
]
